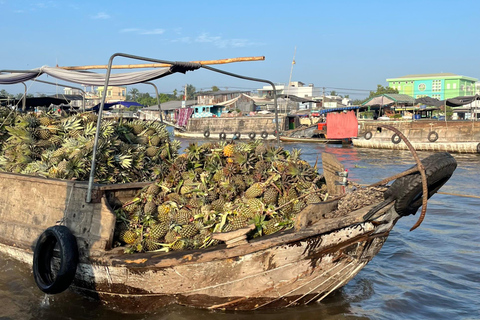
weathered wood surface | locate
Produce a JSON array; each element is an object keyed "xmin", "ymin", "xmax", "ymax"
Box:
[{"xmin": 322, "ymin": 153, "xmax": 346, "ymax": 196}]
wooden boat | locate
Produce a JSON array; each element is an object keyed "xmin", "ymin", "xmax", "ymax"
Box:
[
  {"xmin": 0, "ymin": 150, "xmax": 457, "ymax": 313},
  {"xmin": 279, "ymin": 135, "xmax": 344, "ymax": 144}
]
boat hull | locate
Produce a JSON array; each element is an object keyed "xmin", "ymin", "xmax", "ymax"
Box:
[{"xmin": 280, "ymin": 136, "xmax": 345, "ymax": 144}]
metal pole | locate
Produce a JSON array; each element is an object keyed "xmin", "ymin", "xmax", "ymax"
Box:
[
  {"xmin": 86, "ymin": 54, "xmax": 116, "ymax": 203},
  {"xmin": 22, "ymin": 82, "xmax": 26, "ymax": 111},
  {"xmin": 201, "ymin": 65, "xmax": 280, "ymax": 145},
  {"xmin": 34, "ymin": 79, "xmax": 86, "ymax": 112},
  {"xmin": 144, "ymin": 82, "xmax": 163, "ymax": 122}
]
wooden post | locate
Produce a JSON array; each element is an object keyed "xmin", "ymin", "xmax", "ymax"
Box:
[
  {"xmin": 59, "ymin": 56, "xmax": 265, "ymax": 70},
  {"xmin": 322, "ymin": 153, "xmax": 346, "ymax": 196}
]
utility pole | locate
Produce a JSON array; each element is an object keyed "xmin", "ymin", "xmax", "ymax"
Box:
[
  {"xmin": 286, "ymin": 46, "xmax": 296, "ymax": 114},
  {"xmin": 322, "ymin": 87, "xmax": 325, "ymax": 109}
]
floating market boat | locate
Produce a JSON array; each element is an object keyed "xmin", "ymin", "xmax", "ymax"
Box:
[
  {"xmin": 279, "ymin": 111, "xmax": 358, "ymax": 144},
  {"xmin": 0, "ymin": 54, "xmax": 457, "ymax": 313}
]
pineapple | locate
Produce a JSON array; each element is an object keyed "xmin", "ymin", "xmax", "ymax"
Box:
[
  {"xmin": 149, "ymin": 222, "xmax": 169, "ymax": 240},
  {"xmin": 119, "ymin": 229, "xmax": 138, "ymax": 244},
  {"xmin": 245, "ymin": 182, "xmax": 264, "ymax": 199},
  {"xmin": 263, "ymin": 187, "xmax": 279, "ymax": 205},
  {"xmin": 144, "ymin": 201, "xmax": 157, "ymax": 216},
  {"xmin": 223, "ymin": 144, "xmax": 235, "ymax": 157},
  {"xmin": 179, "ymin": 224, "xmax": 199, "ymax": 238}
]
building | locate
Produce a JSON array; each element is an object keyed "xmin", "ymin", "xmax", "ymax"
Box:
[
  {"xmin": 386, "ymin": 73, "xmax": 478, "ymax": 100},
  {"xmin": 257, "ymin": 81, "xmax": 321, "ymax": 99},
  {"xmin": 96, "ymin": 86, "xmax": 127, "ymax": 103},
  {"xmin": 139, "ymin": 100, "xmax": 196, "ymax": 122},
  {"xmin": 196, "ymin": 90, "xmax": 254, "ymax": 113}
]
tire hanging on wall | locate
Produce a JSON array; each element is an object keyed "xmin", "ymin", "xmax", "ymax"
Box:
[
  {"xmin": 364, "ymin": 131, "xmax": 373, "ymax": 140},
  {"xmin": 261, "ymin": 131, "xmax": 269, "ymax": 139},
  {"xmin": 428, "ymin": 131, "xmax": 439, "ymax": 142},
  {"xmin": 248, "ymin": 132, "xmax": 256, "ymax": 140},
  {"xmin": 233, "ymin": 132, "xmax": 241, "ymax": 140},
  {"xmin": 32, "ymin": 225, "xmax": 79, "ymax": 294},
  {"xmin": 391, "ymin": 134, "xmax": 401, "ymax": 144},
  {"xmin": 384, "ymin": 152, "xmax": 457, "ymax": 216},
  {"xmin": 203, "ymin": 129, "xmax": 210, "ymax": 138},
  {"xmin": 219, "ymin": 132, "xmax": 227, "ymax": 140}
]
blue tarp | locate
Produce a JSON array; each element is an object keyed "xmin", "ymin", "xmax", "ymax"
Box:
[
  {"xmin": 320, "ymin": 106, "xmax": 360, "ymax": 114},
  {"xmin": 90, "ymin": 101, "xmax": 144, "ymax": 111}
]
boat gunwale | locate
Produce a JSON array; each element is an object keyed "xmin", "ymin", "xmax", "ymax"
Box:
[{"xmin": 94, "ymin": 201, "xmax": 395, "ymax": 269}]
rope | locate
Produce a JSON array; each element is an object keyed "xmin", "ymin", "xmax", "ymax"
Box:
[{"xmin": 437, "ymin": 191, "xmax": 480, "ymax": 199}]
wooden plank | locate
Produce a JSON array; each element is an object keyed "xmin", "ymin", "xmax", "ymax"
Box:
[{"xmin": 322, "ymin": 153, "xmax": 345, "ymax": 196}]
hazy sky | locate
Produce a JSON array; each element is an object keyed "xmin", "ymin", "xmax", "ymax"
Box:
[{"xmin": 1, "ymin": 0, "xmax": 479, "ymax": 99}]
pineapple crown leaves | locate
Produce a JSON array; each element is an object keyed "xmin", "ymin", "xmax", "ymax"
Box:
[
  {"xmin": 114, "ymin": 153, "xmax": 133, "ymax": 169},
  {"xmin": 60, "ymin": 116, "xmax": 83, "ymax": 134}
]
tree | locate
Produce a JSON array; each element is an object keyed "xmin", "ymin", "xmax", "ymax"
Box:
[
  {"xmin": 173, "ymin": 89, "xmax": 178, "ymax": 100},
  {"xmin": 330, "ymin": 90, "xmax": 337, "ymax": 96},
  {"xmin": 185, "ymin": 84, "xmax": 196, "ymax": 100},
  {"xmin": 0, "ymin": 89, "xmax": 12, "ymax": 98},
  {"xmin": 211, "ymin": 86, "xmax": 220, "ymax": 92},
  {"xmin": 367, "ymin": 85, "xmax": 398, "ymax": 100},
  {"xmin": 128, "ymin": 88, "xmax": 140, "ymax": 101}
]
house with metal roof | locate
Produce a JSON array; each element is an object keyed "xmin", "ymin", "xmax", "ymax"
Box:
[{"xmin": 386, "ymin": 73, "xmax": 478, "ymax": 100}]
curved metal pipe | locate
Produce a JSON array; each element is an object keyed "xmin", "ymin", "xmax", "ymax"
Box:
[{"xmin": 143, "ymin": 82, "xmax": 163, "ymax": 122}]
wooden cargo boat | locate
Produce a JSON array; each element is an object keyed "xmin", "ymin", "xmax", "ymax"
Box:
[{"xmin": 0, "ymin": 150, "xmax": 457, "ymax": 313}]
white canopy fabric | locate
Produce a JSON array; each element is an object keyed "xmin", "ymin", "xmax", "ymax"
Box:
[{"xmin": 0, "ymin": 64, "xmax": 198, "ymax": 86}]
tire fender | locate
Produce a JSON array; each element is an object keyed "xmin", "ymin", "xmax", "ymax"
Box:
[
  {"xmin": 233, "ymin": 132, "xmax": 241, "ymax": 139},
  {"xmin": 33, "ymin": 225, "xmax": 78, "ymax": 294},
  {"xmin": 219, "ymin": 132, "xmax": 226, "ymax": 140},
  {"xmin": 364, "ymin": 131, "xmax": 373, "ymax": 140},
  {"xmin": 385, "ymin": 152, "xmax": 457, "ymax": 216},
  {"xmin": 261, "ymin": 131, "xmax": 269, "ymax": 139},
  {"xmin": 391, "ymin": 134, "xmax": 401, "ymax": 144},
  {"xmin": 203, "ymin": 129, "xmax": 210, "ymax": 138},
  {"xmin": 248, "ymin": 132, "xmax": 256, "ymax": 140},
  {"xmin": 428, "ymin": 131, "xmax": 439, "ymax": 142},
  {"xmin": 477, "ymin": 142, "xmax": 480, "ymax": 153}
]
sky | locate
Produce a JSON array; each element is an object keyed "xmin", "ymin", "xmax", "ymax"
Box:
[{"xmin": 1, "ymin": 0, "xmax": 480, "ymax": 99}]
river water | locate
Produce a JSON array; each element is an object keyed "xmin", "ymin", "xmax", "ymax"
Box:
[{"xmin": 1, "ymin": 140, "xmax": 479, "ymax": 320}]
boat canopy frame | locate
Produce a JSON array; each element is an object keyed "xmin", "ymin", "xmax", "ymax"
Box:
[{"xmin": 85, "ymin": 53, "xmax": 279, "ymax": 202}]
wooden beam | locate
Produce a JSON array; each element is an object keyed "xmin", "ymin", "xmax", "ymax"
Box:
[{"xmin": 59, "ymin": 56, "xmax": 265, "ymax": 70}]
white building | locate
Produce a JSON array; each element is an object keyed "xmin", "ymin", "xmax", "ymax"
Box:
[{"xmin": 257, "ymin": 81, "xmax": 322, "ymax": 99}]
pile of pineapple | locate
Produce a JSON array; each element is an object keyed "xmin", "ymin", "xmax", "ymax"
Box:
[
  {"xmin": 0, "ymin": 111, "xmax": 178, "ymax": 183},
  {"xmin": 115, "ymin": 141, "xmax": 327, "ymax": 253}
]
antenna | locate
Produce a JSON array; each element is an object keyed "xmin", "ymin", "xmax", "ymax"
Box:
[{"xmin": 286, "ymin": 46, "xmax": 297, "ymax": 113}]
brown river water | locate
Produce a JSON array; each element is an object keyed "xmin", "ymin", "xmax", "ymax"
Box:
[{"xmin": 1, "ymin": 139, "xmax": 479, "ymax": 320}]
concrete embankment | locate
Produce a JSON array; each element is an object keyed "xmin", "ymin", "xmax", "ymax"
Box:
[{"xmin": 355, "ymin": 120, "xmax": 480, "ymax": 153}]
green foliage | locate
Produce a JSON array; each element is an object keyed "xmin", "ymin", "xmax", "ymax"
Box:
[
  {"xmin": 367, "ymin": 85, "xmax": 399, "ymax": 100},
  {"xmin": 211, "ymin": 86, "xmax": 220, "ymax": 92}
]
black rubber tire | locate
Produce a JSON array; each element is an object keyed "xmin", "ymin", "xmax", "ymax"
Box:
[
  {"xmin": 261, "ymin": 131, "xmax": 269, "ymax": 139},
  {"xmin": 364, "ymin": 131, "xmax": 373, "ymax": 140},
  {"xmin": 428, "ymin": 131, "xmax": 439, "ymax": 142},
  {"xmin": 248, "ymin": 132, "xmax": 256, "ymax": 140},
  {"xmin": 33, "ymin": 225, "xmax": 78, "ymax": 294},
  {"xmin": 233, "ymin": 132, "xmax": 241, "ymax": 139},
  {"xmin": 384, "ymin": 152, "xmax": 457, "ymax": 216},
  {"xmin": 477, "ymin": 142, "xmax": 480, "ymax": 153},
  {"xmin": 203, "ymin": 129, "xmax": 210, "ymax": 138},
  {"xmin": 219, "ymin": 132, "xmax": 226, "ymax": 140},
  {"xmin": 391, "ymin": 134, "xmax": 401, "ymax": 144}
]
